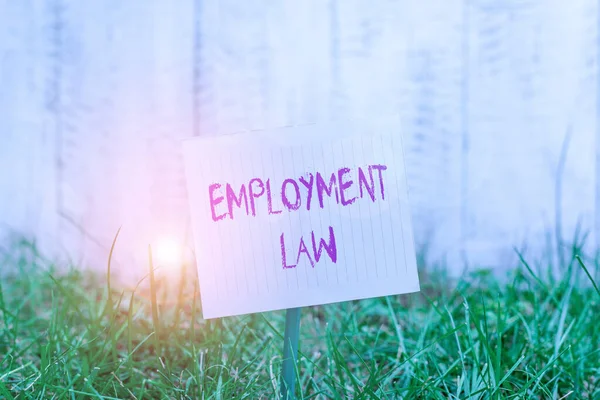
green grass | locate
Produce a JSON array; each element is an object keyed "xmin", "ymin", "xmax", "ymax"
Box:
[{"xmin": 1, "ymin": 240, "xmax": 599, "ymax": 399}]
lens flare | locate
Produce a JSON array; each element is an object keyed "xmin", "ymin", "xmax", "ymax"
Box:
[{"xmin": 154, "ymin": 237, "xmax": 183, "ymax": 267}]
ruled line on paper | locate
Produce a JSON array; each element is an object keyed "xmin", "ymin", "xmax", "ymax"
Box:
[
  {"xmin": 318, "ymin": 141, "xmax": 338, "ymax": 285},
  {"xmin": 201, "ymin": 155, "xmax": 220, "ymax": 301},
  {"xmin": 311, "ymin": 142, "xmax": 329, "ymax": 286},
  {"xmin": 267, "ymin": 150, "xmax": 280, "ymax": 292},
  {"xmin": 379, "ymin": 133, "xmax": 399, "ymax": 277},
  {"xmin": 361, "ymin": 134, "xmax": 379, "ymax": 279},
  {"xmin": 343, "ymin": 140, "xmax": 359, "ymax": 283},
  {"xmin": 256, "ymin": 151, "xmax": 271, "ymax": 294},
  {"xmin": 236, "ymin": 147, "xmax": 252, "ymax": 295},
  {"xmin": 245, "ymin": 150, "xmax": 261, "ymax": 295},
  {"xmin": 290, "ymin": 146, "xmax": 311, "ymax": 290},
  {"xmin": 332, "ymin": 138, "xmax": 351, "ymax": 284},
  {"xmin": 397, "ymin": 129, "xmax": 415, "ymax": 275},
  {"xmin": 371, "ymin": 134, "xmax": 388, "ymax": 278},
  {"xmin": 348, "ymin": 139, "xmax": 366, "ymax": 281},
  {"xmin": 302, "ymin": 143, "xmax": 321, "ymax": 288},
  {"xmin": 391, "ymin": 133, "xmax": 409, "ymax": 275},
  {"xmin": 216, "ymin": 150, "xmax": 231, "ymax": 297}
]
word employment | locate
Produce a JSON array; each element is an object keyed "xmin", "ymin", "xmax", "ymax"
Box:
[{"xmin": 207, "ymin": 164, "xmax": 388, "ymax": 270}]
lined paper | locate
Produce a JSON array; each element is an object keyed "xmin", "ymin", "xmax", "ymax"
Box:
[{"xmin": 182, "ymin": 119, "xmax": 420, "ymax": 319}]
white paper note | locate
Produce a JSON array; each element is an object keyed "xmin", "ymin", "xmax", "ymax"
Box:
[{"xmin": 182, "ymin": 118, "xmax": 420, "ymax": 319}]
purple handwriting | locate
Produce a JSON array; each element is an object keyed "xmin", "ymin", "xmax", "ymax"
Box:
[
  {"xmin": 207, "ymin": 164, "xmax": 388, "ymax": 271},
  {"xmin": 281, "ymin": 226, "xmax": 337, "ymax": 269},
  {"xmin": 208, "ymin": 164, "xmax": 388, "ymax": 222}
]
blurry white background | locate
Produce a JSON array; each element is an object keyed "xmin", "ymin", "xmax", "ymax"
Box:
[{"xmin": 0, "ymin": 0, "xmax": 597, "ymax": 280}]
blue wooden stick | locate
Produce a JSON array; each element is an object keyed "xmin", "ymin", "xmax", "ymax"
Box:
[{"xmin": 280, "ymin": 307, "xmax": 301, "ymax": 400}]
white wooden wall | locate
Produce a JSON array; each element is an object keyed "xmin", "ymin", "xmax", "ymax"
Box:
[{"xmin": 0, "ymin": 0, "xmax": 597, "ymax": 280}]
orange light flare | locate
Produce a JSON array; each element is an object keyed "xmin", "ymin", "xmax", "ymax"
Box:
[
  {"xmin": 153, "ymin": 237, "xmax": 184, "ymax": 269},
  {"xmin": 146, "ymin": 236, "xmax": 198, "ymax": 306}
]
